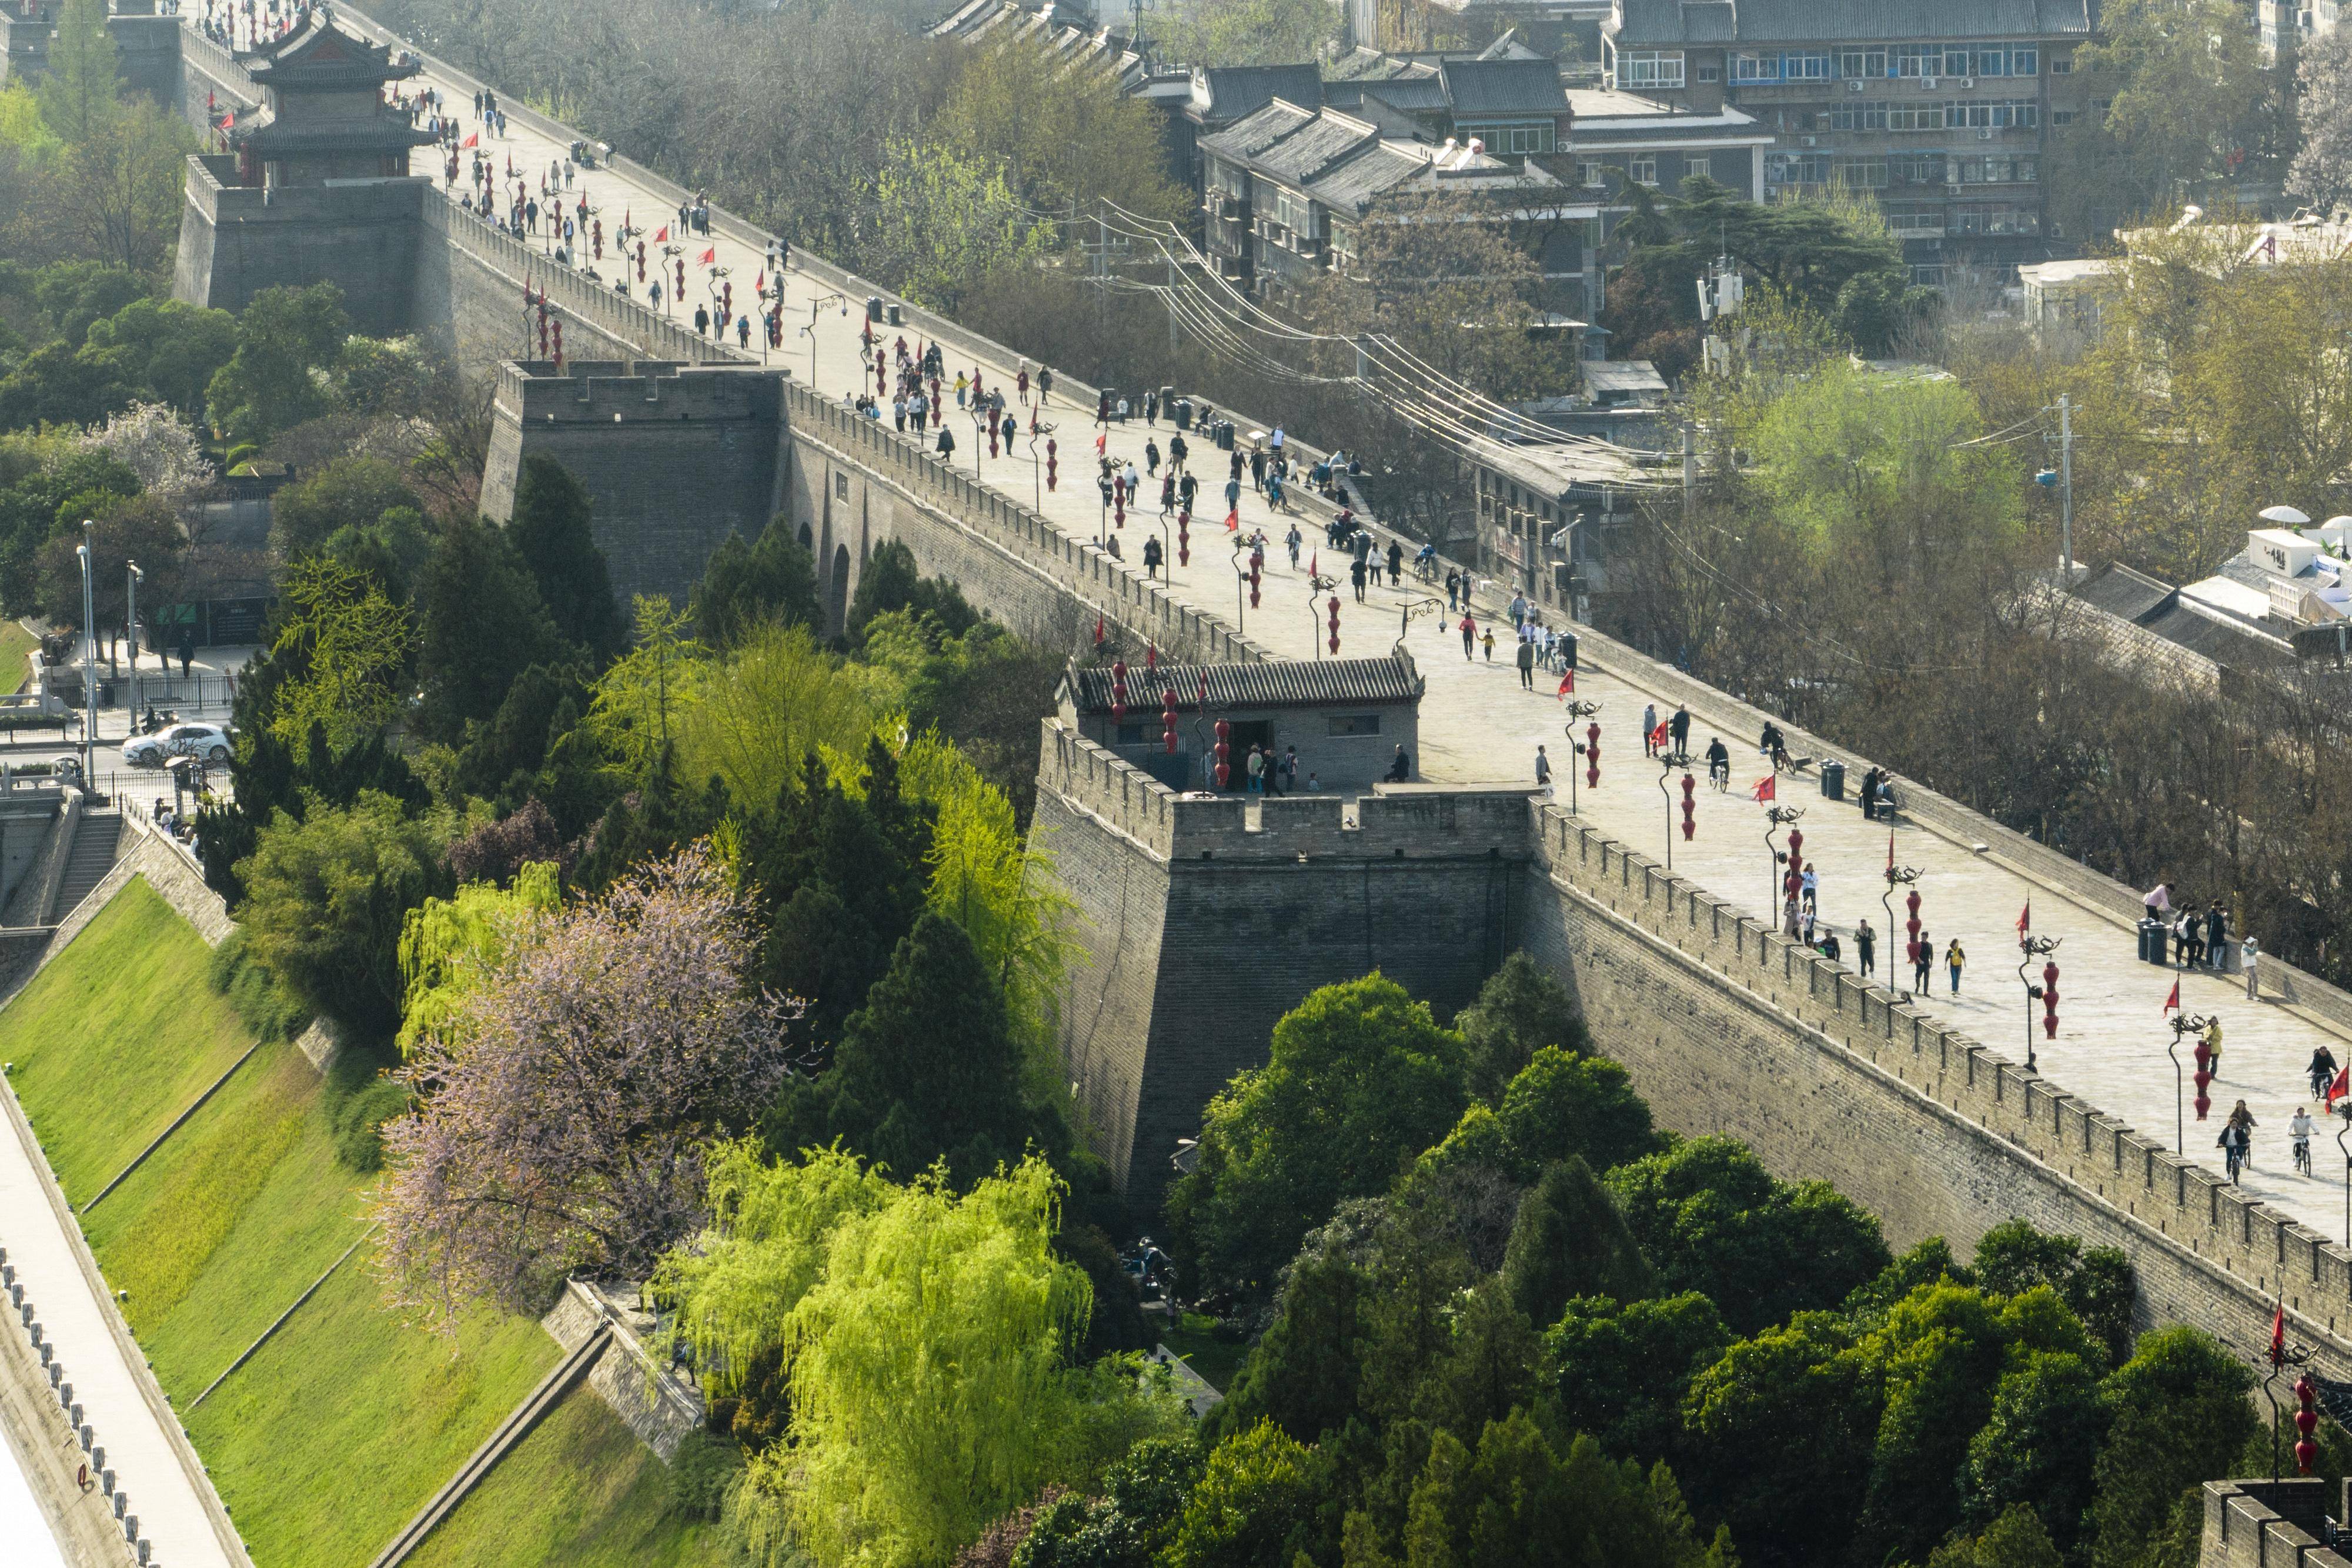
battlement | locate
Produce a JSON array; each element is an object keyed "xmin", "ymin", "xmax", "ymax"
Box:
[
  {"xmin": 1040, "ymin": 718, "xmax": 1531, "ymax": 864},
  {"xmin": 495, "ymin": 359, "xmax": 781, "ymax": 426}
]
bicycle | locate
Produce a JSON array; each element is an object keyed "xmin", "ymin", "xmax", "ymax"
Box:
[{"xmin": 2296, "ymin": 1136, "xmax": 2314, "ymax": 1176}]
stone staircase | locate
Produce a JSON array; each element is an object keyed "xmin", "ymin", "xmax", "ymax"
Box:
[{"xmin": 49, "ymin": 810, "xmax": 121, "ymax": 924}]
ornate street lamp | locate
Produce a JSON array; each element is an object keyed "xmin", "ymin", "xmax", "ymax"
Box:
[
  {"xmin": 1563, "ymin": 700, "xmax": 1601, "ymax": 813},
  {"xmin": 2017, "ymin": 934, "xmax": 2062, "ymax": 1073}
]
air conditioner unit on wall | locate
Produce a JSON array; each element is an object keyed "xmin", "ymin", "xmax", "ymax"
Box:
[
  {"xmin": 1848, "ymin": 78, "xmax": 1865, "ymax": 91},
  {"xmin": 1921, "ymin": 75, "xmax": 1937, "ymax": 88},
  {"xmin": 1802, "ymin": 135, "xmax": 1817, "ymax": 146},
  {"xmin": 1960, "ymin": 76, "xmax": 1975, "ymax": 88},
  {"xmin": 1979, "ymin": 127, "xmax": 1994, "ymax": 139}
]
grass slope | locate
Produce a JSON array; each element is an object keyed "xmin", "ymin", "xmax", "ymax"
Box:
[
  {"xmin": 1, "ymin": 880, "xmax": 256, "ymax": 1198},
  {"xmin": 403, "ymin": 1390, "xmax": 713, "ymax": 1568},
  {"xmin": 0, "ymin": 883, "xmax": 566, "ymax": 1566}
]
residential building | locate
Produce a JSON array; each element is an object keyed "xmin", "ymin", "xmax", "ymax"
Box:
[
  {"xmin": 1468, "ymin": 432, "xmax": 1663, "ymax": 617},
  {"xmin": 1599, "ymin": 0, "xmax": 2099, "ymax": 281},
  {"xmin": 1198, "ymin": 99, "xmax": 1596, "ymax": 312},
  {"xmin": 1563, "ymin": 83, "xmax": 1769, "ymax": 199}
]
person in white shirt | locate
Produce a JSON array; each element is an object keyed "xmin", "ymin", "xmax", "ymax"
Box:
[{"xmin": 2291, "ymin": 1105, "xmax": 2316, "ymax": 1174}]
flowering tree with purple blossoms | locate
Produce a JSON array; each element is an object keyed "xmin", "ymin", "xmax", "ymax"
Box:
[{"xmin": 376, "ymin": 844, "xmax": 807, "ymax": 1327}]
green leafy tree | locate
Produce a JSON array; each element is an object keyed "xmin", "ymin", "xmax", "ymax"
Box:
[
  {"xmin": 1495, "ymin": 1045, "xmax": 1657, "ymax": 1176},
  {"xmin": 586, "ymin": 594, "xmax": 706, "ymax": 780},
  {"xmin": 268, "ymin": 456, "xmax": 422, "ymax": 561},
  {"xmin": 1929, "ymin": 1505, "xmax": 2066, "ymax": 1568},
  {"xmin": 867, "ymin": 138, "xmax": 1049, "ymax": 315},
  {"xmin": 1455, "ymin": 951, "xmax": 1593, "ymax": 1105},
  {"xmin": 1167, "ymin": 1420, "xmax": 1317, "ymax": 1568},
  {"xmin": 31, "ymin": 489, "xmax": 181, "ymax": 636},
  {"xmin": 1963, "ymin": 1350, "xmax": 2106, "ymax": 1556},
  {"xmin": 1500, "ymin": 1156, "xmax": 1655, "ymax": 1328},
  {"xmin": 1152, "ymin": 0, "xmax": 1337, "ymax": 65},
  {"xmin": 393, "ymin": 861, "xmax": 561, "ymax": 1058},
  {"xmin": 413, "ymin": 515, "xmax": 573, "ymax": 741},
  {"xmin": 1972, "ymin": 1218, "xmax": 2138, "ymax": 1368},
  {"xmin": 32, "ymin": 0, "xmax": 191, "ymax": 271},
  {"xmin": 454, "ymin": 661, "xmax": 590, "ymax": 801},
  {"xmin": 235, "ymin": 788, "xmax": 463, "ymax": 1043},
  {"xmin": 506, "ymin": 453, "xmax": 626, "ymax": 665},
  {"xmin": 1211, "ymin": 1243, "xmax": 1372, "ymax": 1446},
  {"xmin": 253, "ymin": 555, "xmax": 415, "ymax": 760},
  {"xmin": 1681, "ymin": 1311, "xmax": 1872, "ymax": 1567},
  {"xmin": 1607, "ymin": 1136, "xmax": 1890, "ymax": 1336},
  {"xmin": 2087, "ymin": 1326, "xmax": 2257, "ymax": 1568},
  {"xmin": 1546, "ymin": 1291, "xmax": 1732, "ymax": 1467},
  {"xmin": 690, "ymin": 513, "xmax": 820, "ymax": 646},
  {"xmin": 1017, "ymin": 1435, "xmax": 1207, "ymax": 1568},
  {"xmin": 1164, "ymin": 974, "xmax": 1468, "ymax": 1303},
  {"xmin": 76, "ymin": 296, "xmax": 236, "ymax": 417},
  {"xmin": 848, "ymin": 537, "xmax": 979, "ymax": 643},
  {"xmin": 205, "ymin": 282, "xmax": 350, "ymax": 444}
]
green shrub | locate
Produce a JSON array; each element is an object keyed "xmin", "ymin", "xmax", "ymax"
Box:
[
  {"xmin": 204, "ymin": 931, "xmax": 310, "ymax": 1044},
  {"xmin": 325, "ymin": 1074, "xmax": 409, "ymax": 1174},
  {"xmin": 662, "ymin": 1429, "xmax": 744, "ymax": 1524}
]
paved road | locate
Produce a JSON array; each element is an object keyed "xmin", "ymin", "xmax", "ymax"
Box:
[{"xmin": 375, "ymin": 62, "xmax": 2352, "ymax": 1248}]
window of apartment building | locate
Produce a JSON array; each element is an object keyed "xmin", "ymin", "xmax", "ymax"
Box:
[
  {"xmin": 1975, "ymin": 48, "xmax": 2009, "ymax": 77},
  {"xmin": 1839, "ymin": 47, "xmax": 1889, "ymax": 78},
  {"xmin": 1621, "ymin": 51, "xmax": 1685, "ymax": 88},
  {"xmin": 1765, "ymin": 153, "xmax": 1832, "ymax": 188},
  {"xmin": 1490, "ymin": 123, "xmax": 1556, "ymax": 153},
  {"xmin": 1579, "ymin": 160, "xmax": 1606, "ymax": 188},
  {"xmin": 1272, "ymin": 188, "xmax": 1315, "ymax": 234},
  {"xmin": 1696, "ymin": 61, "xmax": 1720, "ymax": 81},
  {"xmin": 1629, "ymin": 154, "xmax": 1658, "ymax": 186},
  {"xmin": 2010, "ymin": 46, "xmax": 2039, "ymax": 74},
  {"xmin": 1950, "ymin": 205, "xmax": 2040, "ymax": 235},
  {"xmin": 1886, "ymin": 209, "xmax": 1945, "ymax": 233},
  {"xmin": 1835, "ymin": 159, "xmax": 1889, "ymax": 190},
  {"xmin": 1732, "ymin": 53, "xmax": 1780, "ymax": 82},
  {"xmin": 1834, "ymin": 99, "xmax": 1889, "ymax": 131},
  {"xmin": 1895, "ymin": 43, "xmax": 1939, "ymax": 76},
  {"xmin": 1786, "ymin": 52, "xmax": 1832, "ymax": 80},
  {"xmin": 1890, "ymin": 152, "xmax": 1947, "ymax": 185},
  {"xmin": 2047, "ymin": 51, "xmax": 2071, "ymax": 72},
  {"xmin": 1951, "ymin": 100, "xmax": 2039, "ymax": 129},
  {"xmin": 1329, "ymin": 220, "xmax": 1357, "ymax": 266},
  {"xmin": 1943, "ymin": 48, "xmax": 1973, "ymax": 75},
  {"xmin": 2050, "ymin": 108, "xmax": 2076, "ymax": 126},
  {"xmin": 1889, "ymin": 102, "xmax": 1946, "ymax": 131}
]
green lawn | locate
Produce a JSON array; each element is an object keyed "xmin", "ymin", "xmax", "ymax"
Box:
[
  {"xmin": 0, "ymin": 880, "xmax": 258, "ymax": 1199},
  {"xmin": 1160, "ymin": 1314, "xmax": 1247, "ymax": 1393},
  {"xmin": 0, "ymin": 619, "xmax": 38, "ymax": 693},
  {"xmin": 404, "ymin": 1391, "xmax": 716, "ymax": 1568},
  {"xmin": 0, "ymin": 880, "xmax": 572, "ymax": 1567}
]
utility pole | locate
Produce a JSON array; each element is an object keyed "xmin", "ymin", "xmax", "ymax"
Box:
[
  {"xmin": 76, "ymin": 521, "xmax": 95, "ymax": 789},
  {"xmin": 125, "ymin": 560, "xmax": 142, "ymax": 730},
  {"xmin": 1168, "ymin": 252, "xmax": 1178, "ymax": 357},
  {"xmin": 1681, "ymin": 423, "xmax": 1697, "ymax": 521},
  {"xmin": 2057, "ymin": 392, "xmax": 2074, "ymax": 580}
]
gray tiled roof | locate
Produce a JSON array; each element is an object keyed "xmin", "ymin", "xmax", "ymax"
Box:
[
  {"xmin": 1610, "ymin": 0, "xmax": 2096, "ymax": 45},
  {"xmin": 1199, "ymin": 99, "xmax": 1321, "ymax": 163},
  {"xmin": 1194, "ymin": 64, "xmax": 1325, "ymax": 123},
  {"xmin": 1309, "ymin": 143, "xmax": 1441, "ymax": 211},
  {"xmin": 1437, "ymin": 56, "xmax": 1569, "ymax": 116},
  {"xmin": 2071, "ymin": 562, "xmax": 2176, "ymax": 623},
  {"xmin": 1254, "ymin": 112, "xmax": 1383, "ymax": 184},
  {"xmin": 1067, "ymin": 654, "xmax": 1426, "ymax": 714}
]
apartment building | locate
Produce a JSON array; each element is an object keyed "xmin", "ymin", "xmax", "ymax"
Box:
[{"xmin": 1600, "ymin": 0, "xmax": 2099, "ymax": 280}]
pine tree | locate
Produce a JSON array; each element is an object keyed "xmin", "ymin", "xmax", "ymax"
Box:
[{"xmin": 506, "ymin": 455, "xmax": 626, "ymax": 665}]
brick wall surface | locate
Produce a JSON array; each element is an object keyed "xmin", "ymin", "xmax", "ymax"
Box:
[
  {"xmin": 2201, "ymin": 1480, "xmax": 2352, "ymax": 1568},
  {"xmin": 173, "ymin": 156, "xmax": 432, "ymax": 336}
]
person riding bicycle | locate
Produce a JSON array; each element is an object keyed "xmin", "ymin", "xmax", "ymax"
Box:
[
  {"xmin": 2311, "ymin": 1045, "xmax": 2340, "ymax": 1102},
  {"xmin": 2221, "ymin": 1101, "xmax": 2257, "ymax": 1182},
  {"xmin": 2292, "ymin": 1105, "xmax": 2316, "ymax": 1175}
]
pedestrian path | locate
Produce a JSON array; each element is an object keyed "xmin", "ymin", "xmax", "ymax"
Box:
[{"xmin": 364, "ymin": 29, "xmax": 2352, "ymax": 1248}]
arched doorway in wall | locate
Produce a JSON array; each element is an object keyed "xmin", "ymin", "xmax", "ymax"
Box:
[
  {"xmin": 829, "ymin": 543, "xmax": 851, "ymax": 634},
  {"xmin": 798, "ymin": 522, "xmax": 813, "ymax": 551}
]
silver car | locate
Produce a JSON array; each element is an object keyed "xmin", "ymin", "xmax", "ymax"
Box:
[{"xmin": 122, "ymin": 722, "xmax": 233, "ymax": 768}]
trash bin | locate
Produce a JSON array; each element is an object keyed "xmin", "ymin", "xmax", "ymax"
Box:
[
  {"xmin": 886, "ymin": 303, "xmax": 903, "ymax": 326},
  {"xmin": 865, "ymin": 295, "xmax": 883, "ymax": 322},
  {"xmin": 1560, "ymin": 631, "xmax": 1578, "ymax": 671},
  {"xmin": 1215, "ymin": 420, "xmax": 1236, "ymax": 452},
  {"xmin": 1173, "ymin": 399, "xmax": 1194, "ymax": 431},
  {"xmin": 1820, "ymin": 759, "xmax": 1845, "ymax": 801},
  {"xmin": 2138, "ymin": 919, "xmax": 2167, "ymax": 964}
]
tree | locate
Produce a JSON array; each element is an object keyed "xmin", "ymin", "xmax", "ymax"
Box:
[
  {"xmin": 711, "ymin": 1155, "xmax": 1114, "ymax": 1568},
  {"xmin": 248, "ymin": 555, "xmax": 413, "ymax": 760},
  {"xmin": 235, "ymin": 789, "xmax": 462, "ymax": 1043},
  {"xmin": 1972, "ymin": 1218, "xmax": 2137, "ymax": 1368},
  {"xmin": 1501, "ymin": 1156, "xmax": 1655, "ymax": 1327},
  {"xmin": 378, "ymin": 847, "xmax": 802, "ymax": 1324},
  {"xmin": 867, "ymin": 138, "xmax": 1048, "ymax": 315},
  {"xmin": 1017, "ymin": 1435, "xmax": 1207, "ymax": 1568},
  {"xmin": 1151, "ymin": 0, "xmax": 1337, "ymax": 65},
  {"xmin": 206, "ymin": 282, "xmax": 351, "ymax": 445},
  {"xmin": 1681, "ymin": 1311, "xmax": 1873, "ymax": 1568},
  {"xmin": 268, "ymin": 456, "xmax": 423, "ymax": 561},
  {"xmin": 506, "ymin": 454, "xmax": 626, "ymax": 665},
  {"xmin": 690, "ymin": 513, "xmax": 820, "ymax": 646},
  {"xmin": 779, "ymin": 911, "xmax": 1041, "ymax": 1187},
  {"xmin": 667, "ymin": 621, "xmax": 877, "ymax": 814},
  {"xmin": 393, "ymin": 859, "xmax": 562, "ymax": 1056},
  {"xmin": 1455, "ymin": 951, "xmax": 1592, "ymax": 1105},
  {"xmin": 32, "ymin": 0, "xmax": 191, "ymax": 272},
  {"xmin": 1167, "ymin": 1420, "xmax": 1317, "ymax": 1568},
  {"xmin": 1211, "ymin": 1243, "xmax": 1372, "ymax": 1446},
  {"xmin": 78, "ymin": 400, "xmax": 215, "ymax": 503},
  {"xmin": 413, "ymin": 515, "xmax": 573, "ymax": 741},
  {"xmin": 2294, "ymin": 26, "xmax": 2352, "ymax": 210},
  {"xmin": 1928, "ymin": 1505, "xmax": 2066, "ymax": 1568},
  {"xmin": 32, "ymin": 489, "xmax": 182, "ymax": 637},
  {"xmin": 1962, "ymin": 1350, "xmax": 2106, "ymax": 1557},
  {"xmin": 1546, "ymin": 1290, "xmax": 1732, "ymax": 1467},
  {"xmin": 849, "ymin": 537, "xmax": 979, "ymax": 643},
  {"xmin": 1495, "ymin": 1045, "xmax": 1658, "ymax": 1176},
  {"xmin": 1607, "ymin": 1136, "xmax": 1890, "ymax": 1336},
  {"xmin": 1164, "ymin": 974, "xmax": 1468, "ymax": 1303},
  {"xmin": 585, "ymin": 594, "xmax": 704, "ymax": 780},
  {"xmin": 79, "ymin": 299, "xmax": 238, "ymax": 419},
  {"xmin": 2087, "ymin": 1326, "xmax": 2257, "ymax": 1568}
]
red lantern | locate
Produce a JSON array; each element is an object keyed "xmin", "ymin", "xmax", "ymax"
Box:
[
  {"xmin": 1047, "ymin": 439, "xmax": 1058, "ymax": 492},
  {"xmin": 2297, "ymin": 1375, "xmax": 2321, "ymax": 1473},
  {"xmin": 1681, "ymin": 772, "xmax": 1696, "ymax": 841},
  {"xmin": 2193, "ymin": 1065, "xmax": 2213, "ymax": 1120},
  {"xmin": 1161, "ymin": 687, "xmax": 1178, "ymax": 755},
  {"xmin": 1905, "ymin": 888, "xmax": 1922, "ymax": 964},
  {"xmin": 1327, "ymin": 594, "xmax": 1341, "ymax": 656},
  {"xmin": 551, "ymin": 319, "xmax": 564, "ymax": 370},
  {"xmin": 1110, "ymin": 659, "xmax": 1128, "ymax": 724},
  {"xmin": 1248, "ymin": 563, "xmax": 1261, "ymax": 609},
  {"xmin": 1145, "ymin": 643, "xmax": 1158, "ymax": 671},
  {"xmin": 1214, "ymin": 718, "xmax": 1232, "ymax": 790},
  {"xmin": 1177, "ymin": 509, "xmax": 1191, "ymax": 566},
  {"xmin": 676, "ymin": 259, "xmax": 686, "ymax": 297},
  {"xmin": 636, "ymin": 240, "xmax": 646, "ymax": 282},
  {"xmin": 592, "ymin": 218, "xmax": 603, "ymax": 260},
  {"xmin": 721, "ymin": 279, "xmax": 731, "ymax": 316},
  {"xmin": 2041, "ymin": 960, "xmax": 2059, "ymax": 1039},
  {"xmin": 1585, "ymin": 721, "xmax": 1600, "ymax": 788}
]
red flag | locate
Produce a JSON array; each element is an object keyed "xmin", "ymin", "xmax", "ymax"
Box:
[
  {"xmin": 220, "ymin": 111, "xmax": 235, "ymax": 129},
  {"xmin": 1648, "ymin": 720, "xmax": 1670, "ymax": 749},
  {"xmin": 2329, "ymin": 1067, "xmax": 2349, "ymax": 1111},
  {"xmin": 2271, "ymin": 1303, "xmax": 2287, "ymax": 1367},
  {"xmin": 1750, "ymin": 775, "xmax": 1776, "ymax": 803},
  {"xmin": 1093, "ymin": 614, "xmax": 1105, "ymax": 646},
  {"xmin": 697, "ymin": 246, "xmax": 716, "ymax": 265},
  {"xmin": 1308, "ymin": 551, "xmax": 1318, "ymax": 577},
  {"xmin": 2017, "ymin": 898, "xmax": 2031, "ymax": 941},
  {"xmin": 2163, "ymin": 980, "xmax": 2180, "ymax": 1014},
  {"xmin": 462, "ymin": 131, "xmax": 478, "ymax": 148},
  {"xmin": 1557, "ymin": 672, "xmax": 1575, "ymax": 697},
  {"xmin": 654, "ymin": 224, "xmax": 669, "ymax": 243},
  {"xmin": 1224, "ymin": 510, "xmax": 1240, "ymax": 532},
  {"xmin": 754, "ymin": 269, "xmax": 765, "ymax": 293}
]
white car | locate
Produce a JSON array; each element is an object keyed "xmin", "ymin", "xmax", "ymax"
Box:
[{"xmin": 122, "ymin": 723, "xmax": 234, "ymax": 768}]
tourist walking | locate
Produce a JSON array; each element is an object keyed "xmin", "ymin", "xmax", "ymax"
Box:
[
  {"xmin": 1946, "ymin": 938, "xmax": 1966, "ymax": 994},
  {"xmin": 1642, "ymin": 703, "xmax": 1658, "ymax": 757},
  {"xmin": 1913, "ymin": 930, "xmax": 1934, "ymax": 994},
  {"xmin": 2243, "ymin": 936, "xmax": 2261, "ymax": 1000},
  {"xmin": 1459, "ymin": 614, "xmax": 1476, "ymax": 660},
  {"xmin": 1516, "ymin": 636, "xmax": 1535, "ymax": 690},
  {"xmin": 1856, "ymin": 919, "xmax": 1876, "ymax": 978},
  {"xmin": 1534, "ymin": 744, "xmax": 1552, "ymax": 792}
]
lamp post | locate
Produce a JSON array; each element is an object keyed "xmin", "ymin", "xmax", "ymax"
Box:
[
  {"xmin": 1883, "ymin": 860, "xmax": 1923, "ymax": 998},
  {"xmin": 1305, "ymin": 572, "xmax": 1335, "ymax": 654},
  {"xmin": 1563, "ymin": 700, "xmax": 1600, "ymax": 813},
  {"xmin": 76, "ymin": 522, "xmax": 95, "ymax": 788},
  {"xmin": 1765, "ymin": 805, "xmax": 1803, "ymax": 927},
  {"xmin": 124, "ymin": 561, "xmax": 142, "ymax": 730},
  {"xmin": 2336, "ymin": 1104, "xmax": 2352, "ymax": 1247},
  {"xmin": 1656, "ymin": 749, "xmax": 1693, "ymax": 870},
  {"xmin": 1394, "ymin": 594, "xmax": 1444, "ymax": 659},
  {"xmin": 2167, "ymin": 1011, "xmax": 2217, "ymax": 1156},
  {"xmin": 1028, "ymin": 420, "xmax": 1055, "ymax": 512},
  {"xmin": 1231, "ymin": 542, "xmax": 1257, "ymax": 634},
  {"xmin": 2256, "ymin": 1323, "xmax": 2317, "ymax": 1486},
  {"xmin": 2017, "ymin": 933, "xmax": 2061, "ymax": 1073}
]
